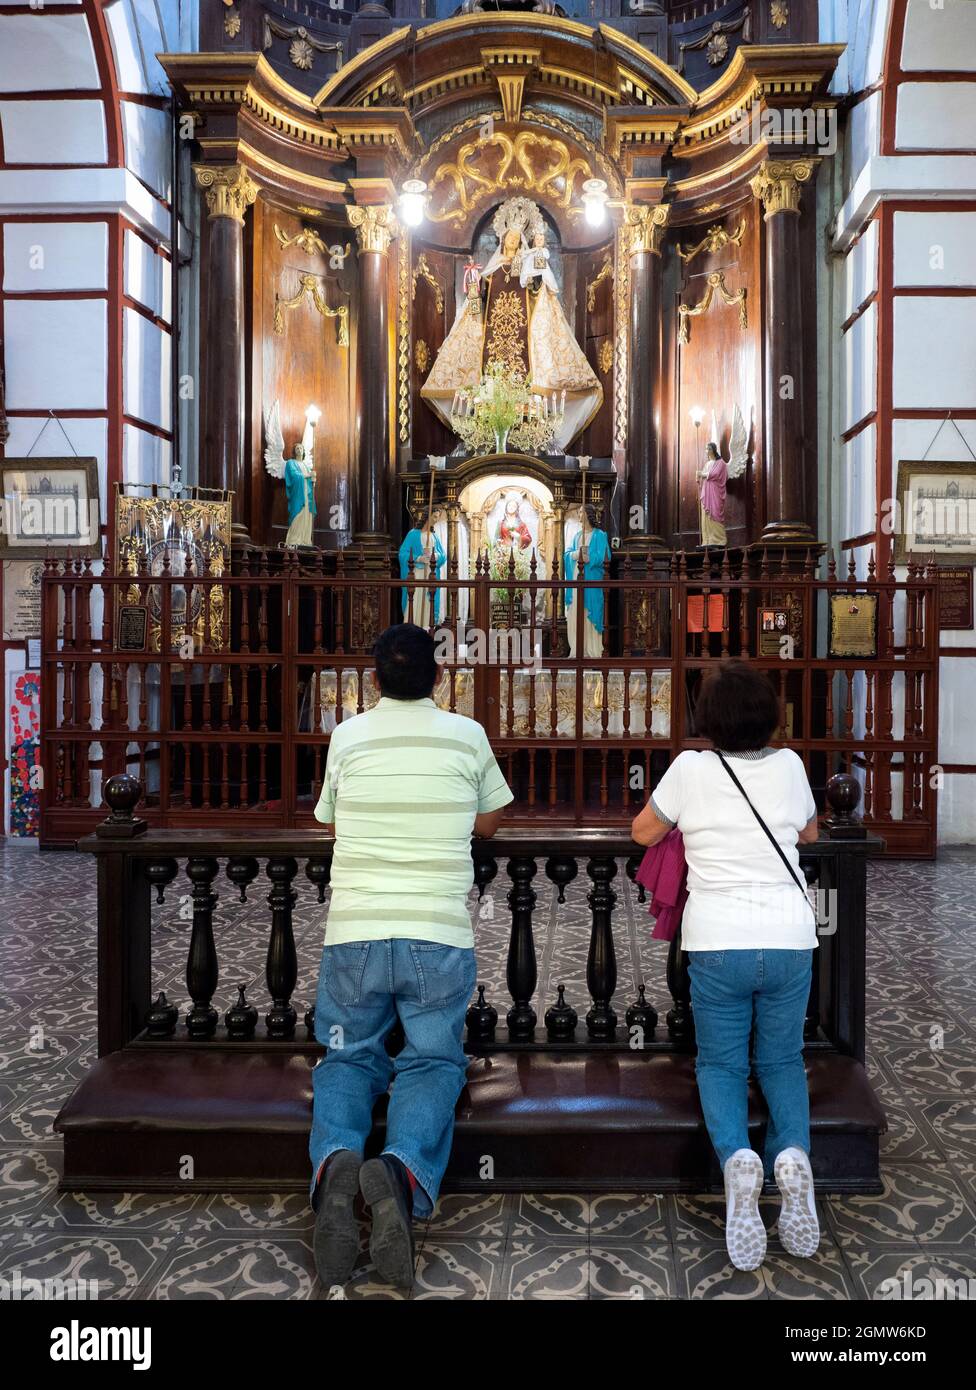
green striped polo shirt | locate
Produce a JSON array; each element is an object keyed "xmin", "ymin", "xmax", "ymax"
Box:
[{"xmin": 314, "ymin": 696, "xmax": 514, "ymax": 946}]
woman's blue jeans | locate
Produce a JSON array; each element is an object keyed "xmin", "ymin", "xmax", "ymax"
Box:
[
  {"xmin": 687, "ymin": 948, "xmax": 814, "ymax": 1173},
  {"xmin": 309, "ymin": 939, "xmax": 476, "ymax": 1219}
]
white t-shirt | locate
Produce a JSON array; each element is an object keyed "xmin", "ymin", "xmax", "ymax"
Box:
[{"xmin": 650, "ymin": 748, "xmax": 818, "ymax": 951}]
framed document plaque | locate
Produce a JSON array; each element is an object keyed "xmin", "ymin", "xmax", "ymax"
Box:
[
  {"xmin": 938, "ymin": 567, "xmax": 973, "ymax": 631},
  {"xmin": 829, "ymin": 593, "xmax": 878, "ymax": 658}
]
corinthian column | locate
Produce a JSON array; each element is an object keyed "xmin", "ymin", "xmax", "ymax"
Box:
[
  {"xmin": 750, "ymin": 158, "xmax": 818, "ymax": 545},
  {"xmin": 193, "ymin": 162, "xmax": 258, "ymax": 541},
  {"xmin": 347, "ymin": 203, "xmax": 398, "ymax": 547},
  {"xmin": 623, "ymin": 203, "xmax": 669, "ymax": 551}
]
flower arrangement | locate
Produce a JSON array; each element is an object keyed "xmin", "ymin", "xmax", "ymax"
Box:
[{"xmin": 450, "ymin": 362, "xmax": 564, "ymax": 455}]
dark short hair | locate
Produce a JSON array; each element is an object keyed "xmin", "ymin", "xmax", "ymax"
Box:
[
  {"xmin": 694, "ymin": 660, "xmax": 780, "ymax": 751},
  {"xmin": 373, "ymin": 623, "xmax": 438, "ymax": 700}
]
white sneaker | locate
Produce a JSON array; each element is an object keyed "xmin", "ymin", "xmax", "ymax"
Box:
[
  {"xmin": 723, "ymin": 1148, "xmax": 766, "ymax": 1271},
  {"xmin": 774, "ymin": 1146, "xmax": 820, "ymax": 1258}
]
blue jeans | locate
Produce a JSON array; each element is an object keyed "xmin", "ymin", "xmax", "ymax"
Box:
[
  {"xmin": 309, "ymin": 939, "xmax": 476, "ymax": 1219},
  {"xmin": 687, "ymin": 948, "xmax": 813, "ymax": 1173}
]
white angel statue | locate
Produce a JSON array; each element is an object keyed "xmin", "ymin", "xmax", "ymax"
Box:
[
  {"xmin": 698, "ymin": 405, "xmax": 750, "ymax": 548},
  {"xmin": 264, "ymin": 400, "xmax": 320, "ymax": 548}
]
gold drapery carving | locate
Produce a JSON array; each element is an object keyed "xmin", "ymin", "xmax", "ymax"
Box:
[
  {"xmin": 623, "ymin": 203, "xmax": 670, "ymax": 257},
  {"xmin": 749, "ymin": 159, "xmax": 817, "ymax": 219},
  {"xmin": 398, "ymin": 234, "xmax": 411, "ymax": 443},
  {"xmin": 193, "ymin": 162, "xmax": 258, "ymax": 224},
  {"xmin": 585, "ymin": 253, "xmax": 614, "ymax": 313},
  {"xmin": 273, "ymin": 224, "xmax": 334, "ymax": 256},
  {"xmin": 347, "ymin": 203, "xmax": 398, "ymax": 254},
  {"xmin": 426, "ymin": 130, "xmax": 590, "ymax": 224},
  {"xmin": 613, "ymin": 223, "xmax": 629, "ymax": 450},
  {"xmin": 273, "ymin": 273, "xmax": 349, "ymax": 346},
  {"xmin": 411, "ymin": 253, "xmax": 444, "ymax": 313},
  {"xmin": 677, "ymin": 219, "xmax": 746, "ymax": 264},
  {"xmin": 677, "ymin": 270, "xmax": 747, "ymax": 345}
]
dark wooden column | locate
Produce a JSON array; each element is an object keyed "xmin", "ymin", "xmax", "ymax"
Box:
[
  {"xmin": 193, "ymin": 163, "xmax": 257, "ymax": 545},
  {"xmin": 623, "ymin": 202, "xmax": 669, "ymax": 552},
  {"xmin": 751, "ymin": 158, "xmax": 818, "ymax": 545},
  {"xmin": 348, "ymin": 202, "xmax": 398, "ymax": 548}
]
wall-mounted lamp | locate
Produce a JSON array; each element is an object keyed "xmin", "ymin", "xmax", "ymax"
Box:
[
  {"xmin": 581, "ymin": 178, "xmax": 610, "ymax": 228},
  {"xmin": 398, "ymin": 178, "xmax": 428, "ymax": 229},
  {"xmin": 306, "ymin": 403, "xmax": 322, "ymax": 427}
]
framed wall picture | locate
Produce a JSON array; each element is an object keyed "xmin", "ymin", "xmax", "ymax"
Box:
[
  {"xmin": 894, "ymin": 460, "xmax": 976, "ymax": 567},
  {"xmin": 0, "ymin": 458, "xmax": 100, "ymax": 558}
]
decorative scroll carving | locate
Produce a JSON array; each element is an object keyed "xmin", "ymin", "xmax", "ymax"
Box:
[
  {"xmin": 613, "ymin": 224, "xmax": 629, "ymax": 451},
  {"xmin": 677, "ymin": 219, "xmax": 746, "ymax": 264},
  {"xmin": 398, "ymin": 234, "xmax": 411, "ymax": 444},
  {"xmin": 426, "ymin": 130, "xmax": 590, "ymax": 224},
  {"xmin": 411, "ymin": 253, "xmax": 444, "ymax": 314},
  {"xmin": 750, "ymin": 159, "xmax": 817, "ymax": 219},
  {"xmin": 677, "ymin": 271, "xmax": 747, "ymax": 345},
  {"xmin": 623, "ymin": 203, "xmax": 670, "ymax": 257},
  {"xmin": 273, "ymin": 224, "xmax": 332, "ymax": 256},
  {"xmin": 347, "ymin": 204, "xmax": 398, "ymax": 255},
  {"xmin": 273, "ymin": 274, "xmax": 349, "ymax": 346},
  {"xmin": 586, "ymin": 254, "xmax": 613, "ymax": 313},
  {"xmin": 678, "ymin": 12, "xmax": 751, "ymax": 74},
  {"xmin": 193, "ymin": 163, "xmax": 258, "ymax": 224},
  {"xmin": 598, "ymin": 341, "xmax": 613, "ymax": 376},
  {"xmin": 263, "ymin": 19, "xmax": 343, "ymax": 73}
]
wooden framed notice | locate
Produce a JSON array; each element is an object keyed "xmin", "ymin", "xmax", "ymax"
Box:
[
  {"xmin": 117, "ymin": 604, "xmax": 148, "ymax": 652},
  {"xmin": 938, "ymin": 566, "xmax": 973, "ymax": 631},
  {"xmin": 829, "ymin": 592, "xmax": 878, "ymax": 658},
  {"xmin": 757, "ymin": 606, "xmax": 790, "ymax": 656},
  {"xmin": 0, "ymin": 457, "xmax": 100, "ymax": 558}
]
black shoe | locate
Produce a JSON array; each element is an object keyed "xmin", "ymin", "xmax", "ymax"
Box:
[
  {"xmin": 312, "ymin": 1149, "xmax": 362, "ymax": 1289},
  {"xmin": 359, "ymin": 1155, "xmax": 416, "ymax": 1291}
]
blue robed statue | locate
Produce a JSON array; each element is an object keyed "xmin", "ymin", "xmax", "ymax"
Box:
[
  {"xmin": 263, "ymin": 399, "xmax": 319, "ymax": 547},
  {"xmin": 399, "ymin": 514, "xmax": 446, "ymax": 626},
  {"xmin": 564, "ymin": 502, "xmax": 609, "ymax": 657}
]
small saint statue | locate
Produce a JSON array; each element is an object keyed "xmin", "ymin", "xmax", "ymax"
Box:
[
  {"xmin": 564, "ymin": 502, "xmax": 609, "ymax": 658},
  {"xmin": 263, "ymin": 400, "xmax": 319, "ymax": 548},
  {"xmin": 399, "ymin": 508, "xmax": 446, "ymax": 628},
  {"xmin": 698, "ymin": 441, "xmax": 728, "ymax": 549},
  {"xmin": 497, "ymin": 495, "xmax": 533, "ymax": 551}
]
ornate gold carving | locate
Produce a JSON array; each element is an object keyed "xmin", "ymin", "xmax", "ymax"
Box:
[
  {"xmin": 614, "ymin": 223, "xmax": 629, "ymax": 451},
  {"xmin": 585, "ymin": 254, "xmax": 614, "ymax": 313},
  {"xmin": 677, "ymin": 271, "xmax": 747, "ymax": 345},
  {"xmin": 224, "ymin": 6, "xmax": 241, "ymax": 39},
  {"xmin": 480, "ymin": 48, "xmax": 543, "ymax": 127},
  {"xmin": 677, "ymin": 219, "xmax": 746, "ymax": 264},
  {"xmin": 274, "ymin": 273, "xmax": 349, "ymax": 346},
  {"xmin": 770, "ymin": 1, "xmax": 789, "ymax": 29},
  {"xmin": 415, "ymin": 339, "xmax": 431, "ymax": 375},
  {"xmin": 749, "ymin": 159, "xmax": 816, "ymax": 219},
  {"xmin": 193, "ymin": 163, "xmax": 258, "ymax": 224},
  {"xmin": 347, "ymin": 203, "xmax": 398, "ymax": 255},
  {"xmin": 411, "ymin": 253, "xmax": 444, "ymax": 313},
  {"xmin": 398, "ymin": 233, "xmax": 410, "ymax": 444},
  {"xmin": 598, "ymin": 341, "xmax": 614, "ymax": 376},
  {"xmin": 623, "ymin": 203, "xmax": 671, "ymax": 257},
  {"xmin": 426, "ymin": 130, "xmax": 590, "ymax": 225},
  {"xmin": 483, "ymin": 290, "xmax": 526, "ymax": 373},
  {"xmin": 273, "ymin": 224, "xmax": 332, "ymax": 256}
]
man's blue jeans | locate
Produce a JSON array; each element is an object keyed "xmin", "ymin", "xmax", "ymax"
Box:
[
  {"xmin": 309, "ymin": 938, "xmax": 476, "ymax": 1219},
  {"xmin": 687, "ymin": 948, "xmax": 813, "ymax": 1173}
]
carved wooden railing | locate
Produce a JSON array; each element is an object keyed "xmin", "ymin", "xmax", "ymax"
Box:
[
  {"xmin": 85, "ymin": 772, "xmax": 881, "ymax": 1066},
  {"xmin": 41, "ymin": 546, "xmax": 939, "ymax": 854}
]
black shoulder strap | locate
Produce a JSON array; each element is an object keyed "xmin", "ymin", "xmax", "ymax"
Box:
[{"xmin": 715, "ymin": 751, "xmax": 814, "ymax": 915}]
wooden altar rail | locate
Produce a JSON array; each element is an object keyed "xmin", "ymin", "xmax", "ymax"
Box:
[
  {"xmin": 52, "ymin": 777, "xmax": 885, "ymax": 1193},
  {"xmin": 39, "ymin": 547, "xmax": 939, "ymax": 856}
]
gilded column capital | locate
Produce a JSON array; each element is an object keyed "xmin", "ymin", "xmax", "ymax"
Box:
[
  {"xmin": 193, "ymin": 162, "xmax": 259, "ymax": 224},
  {"xmin": 749, "ymin": 159, "xmax": 818, "ymax": 219},
  {"xmin": 623, "ymin": 203, "xmax": 670, "ymax": 257},
  {"xmin": 347, "ymin": 203, "xmax": 399, "ymax": 255}
]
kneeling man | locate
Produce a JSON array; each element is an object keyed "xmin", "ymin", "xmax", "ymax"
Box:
[{"xmin": 310, "ymin": 623, "xmax": 513, "ymax": 1289}]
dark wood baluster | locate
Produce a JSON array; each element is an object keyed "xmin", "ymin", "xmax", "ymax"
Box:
[
  {"xmin": 185, "ymin": 856, "xmax": 220, "ymax": 1039},
  {"xmin": 665, "ymin": 922, "xmax": 693, "ymax": 1042},
  {"xmin": 585, "ymin": 855, "xmax": 617, "ymax": 1039},
  {"xmin": 545, "ymin": 855, "xmax": 577, "ymax": 903},
  {"xmin": 306, "ymin": 856, "xmax": 332, "ymax": 903},
  {"xmin": 465, "ymin": 983, "xmax": 498, "ymax": 1046},
  {"xmin": 145, "ymin": 858, "xmax": 178, "ymax": 904},
  {"xmin": 239, "ymin": 664, "xmax": 250, "ymax": 730},
  {"xmin": 505, "ymin": 856, "xmax": 537, "ymax": 1040},
  {"xmin": 266, "ymin": 857, "xmax": 299, "ymax": 1039},
  {"xmin": 258, "ymin": 743, "xmax": 268, "ymax": 803},
  {"xmin": 226, "ymin": 856, "xmax": 259, "ymax": 902},
  {"xmin": 474, "ymin": 856, "xmax": 498, "ymax": 902},
  {"xmin": 624, "ymin": 853, "xmax": 646, "ymax": 904}
]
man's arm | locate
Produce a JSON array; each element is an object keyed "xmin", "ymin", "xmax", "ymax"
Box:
[{"xmin": 474, "ymin": 808, "xmax": 505, "ymax": 839}]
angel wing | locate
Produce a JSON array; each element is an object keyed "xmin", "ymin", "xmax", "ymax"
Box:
[
  {"xmin": 726, "ymin": 403, "xmax": 750, "ymax": 480},
  {"xmin": 263, "ymin": 399, "xmax": 285, "ymax": 479}
]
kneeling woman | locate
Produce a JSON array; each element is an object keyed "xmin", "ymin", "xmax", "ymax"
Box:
[{"xmin": 631, "ymin": 662, "xmax": 820, "ymax": 1271}]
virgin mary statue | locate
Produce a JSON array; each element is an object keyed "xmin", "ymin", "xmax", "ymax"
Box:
[{"xmin": 421, "ymin": 197, "xmax": 602, "ymax": 451}]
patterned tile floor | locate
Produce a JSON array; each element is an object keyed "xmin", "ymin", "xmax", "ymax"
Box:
[{"xmin": 1, "ymin": 842, "xmax": 975, "ymax": 1300}]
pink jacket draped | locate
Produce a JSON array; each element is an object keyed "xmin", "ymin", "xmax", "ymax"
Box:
[{"xmin": 634, "ymin": 828, "xmax": 688, "ymax": 942}]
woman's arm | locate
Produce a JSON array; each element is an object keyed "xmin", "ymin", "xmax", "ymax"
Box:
[
  {"xmin": 631, "ymin": 800, "xmax": 673, "ymax": 847},
  {"xmin": 797, "ymin": 813, "xmax": 819, "ymax": 845}
]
